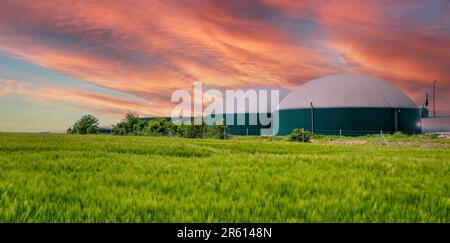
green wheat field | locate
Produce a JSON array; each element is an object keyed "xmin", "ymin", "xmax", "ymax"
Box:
[{"xmin": 0, "ymin": 133, "xmax": 449, "ymax": 222}]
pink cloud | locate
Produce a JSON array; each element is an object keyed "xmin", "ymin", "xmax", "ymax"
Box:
[
  {"xmin": 0, "ymin": 79, "xmax": 15, "ymax": 96},
  {"xmin": 0, "ymin": 1, "xmax": 338, "ymax": 100},
  {"xmin": 0, "ymin": 0, "xmax": 449, "ymax": 115}
]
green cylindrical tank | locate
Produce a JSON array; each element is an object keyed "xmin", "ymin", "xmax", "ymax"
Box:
[{"xmin": 273, "ymin": 75, "xmax": 422, "ymax": 136}]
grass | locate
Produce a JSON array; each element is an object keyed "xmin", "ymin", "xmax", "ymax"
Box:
[{"xmin": 0, "ymin": 133, "xmax": 448, "ymax": 222}]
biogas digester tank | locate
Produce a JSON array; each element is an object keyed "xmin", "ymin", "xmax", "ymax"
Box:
[{"xmin": 273, "ymin": 74, "xmax": 421, "ymax": 135}]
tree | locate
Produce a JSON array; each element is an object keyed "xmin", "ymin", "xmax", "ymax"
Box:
[
  {"xmin": 145, "ymin": 119, "xmax": 176, "ymax": 136},
  {"xmin": 112, "ymin": 111, "xmax": 145, "ymax": 135},
  {"xmin": 70, "ymin": 114, "xmax": 99, "ymax": 134},
  {"xmin": 86, "ymin": 126, "xmax": 98, "ymax": 134}
]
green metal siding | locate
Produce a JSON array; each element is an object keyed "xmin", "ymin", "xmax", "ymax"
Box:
[
  {"xmin": 223, "ymin": 113, "xmax": 271, "ymax": 135},
  {"xmin": 421, "ymin": 107, "xmax": 429, "ymax": 118},
  {"xmin": 274, "ymin": 108, "xmax": 421, "ymax": 136}
]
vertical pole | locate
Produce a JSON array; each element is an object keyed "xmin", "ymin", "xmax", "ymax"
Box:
[
  {"xmin": 433, "ymin": 80, "xmax": 436, "ymax": 118},
  {"xmin": 395, "ymin": 109, "xmax": 398, "ymax": 132},
  {"xmin": 310, "ymin": 102, "xmax": 314, "ymax": 134},
  {"xmin": 302, "ymin": 128, "xmax": 304, "ymax": 142},
  {"xmin": 246, "ymin": 128, "xmax": 249, "ymax": 136},
  {"xmin": 203, "ymin": 127, "xmax": 206, "ymax": 139},
  {"xmin": 340, "ymin": 129, "xmax": 342, "ymax": 137}
]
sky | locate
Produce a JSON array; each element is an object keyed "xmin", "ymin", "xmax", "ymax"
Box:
[{"xmin": 0, "ymin": 0, "xmax": 449, "ymax": 132}]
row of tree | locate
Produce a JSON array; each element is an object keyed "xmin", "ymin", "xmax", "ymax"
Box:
[
  {"xmin": 67, "ymin": 112, "xmax": 310, "ymax": 142},
  {"xmin": 112, "ymin": 112, "xmax": 227, "ymax": 139},
  {"xmin": 67, "ymin": 112, "xmax": 227, "ymax": 139}
]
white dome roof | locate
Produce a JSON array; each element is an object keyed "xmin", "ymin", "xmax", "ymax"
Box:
[{"xmin": 277, "ymin": 74, "xmax": 418, "ymax": 110}]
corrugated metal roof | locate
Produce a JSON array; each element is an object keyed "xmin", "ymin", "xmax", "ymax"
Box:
[{"xmin": 277, "ymin": 74, "xmax": 418, "ymax": 110}]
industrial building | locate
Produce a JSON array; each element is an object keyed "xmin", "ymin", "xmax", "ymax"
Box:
[
  {"xmin": 273, "ymin": 74, "xmax": 422, "ymax": 135},
  {"xmin": 143, "ymin": 74, "xmax": 422, "ymax": 136}
]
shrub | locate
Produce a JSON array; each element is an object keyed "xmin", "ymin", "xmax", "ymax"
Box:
[
  {"xmin": 113, "ymin": 112, "xmax": 144, "ymax": 135},
  {"xmin": 391, "ymin": 131, "xmax": 409, "ymax": 140},
  {"xmin": 145, "ymin": 119, "xmax": 177, "ymax": 136},
  {"xmin": 176, "ymin": 124, "xmax": 187, "ymax": 137},
  {"xmin": 289, "ymin": 128, "xmax": 312, "ymax": 142},
  {"xmin": 185, "ymin": 125, "xmax": 206, "ymax": 138},
  {"xmin": 66, "ymin": 127, "xmax": 73, "ymax": 134},
  {"xmin": 207, "ymin": 125, "xmax": 227, "ymax": 139},
  {"xmin": 112, "ymin": 126, "xmax": 127, "ymax": 135}
]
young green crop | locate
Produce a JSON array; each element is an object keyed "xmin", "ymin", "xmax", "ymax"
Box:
[{"xmin": 0, "ymin": 133, "xmax": 448, "ymax": 222}]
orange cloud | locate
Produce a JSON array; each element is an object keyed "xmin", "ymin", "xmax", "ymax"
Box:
[
  {"xmin": 0, "ymin": 0, "xmax": 449, "ymax": 116},
  {"xmin": 312, "ymin": 1, "xmax": 450, "ymax": 101},
  {"xmin": 0, "ymin": 1, "xmax": 339, "ymax": 107},
  {"xmin": 0, "ymin": 79, "xmax": 15, "ymax": 96},
  {"xmin": 1, "ymin": 79, "xmax": 165, "ymax": 117}
]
